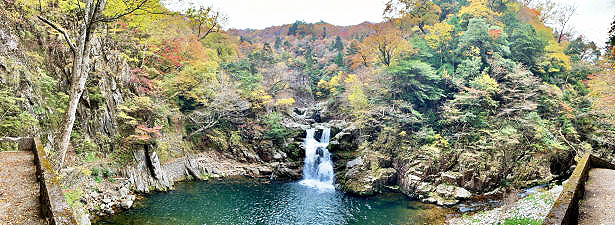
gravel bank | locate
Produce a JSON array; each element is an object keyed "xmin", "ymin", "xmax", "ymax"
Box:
[{"xmin": 448, "ymin": 185, "xmax": 563, "ymax": 225}]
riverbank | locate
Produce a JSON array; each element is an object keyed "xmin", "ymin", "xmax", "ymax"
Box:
[{"xmin": 447, "ymin": 184, "xmax": 562, "ymax": 225}]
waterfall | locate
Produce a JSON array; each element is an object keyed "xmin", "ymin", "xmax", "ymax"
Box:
[{"xmin": 299, "ymin": 128, "xmax": 335, "ymax": 191}]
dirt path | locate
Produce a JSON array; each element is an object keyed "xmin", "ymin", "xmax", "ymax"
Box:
[
  {"xmin": 579, "ymin": 168, "xmax": 615, "ymax": 225},
  {"xmin": 0, "ymin": 151, "xmax": 47, "ymax": 225}
]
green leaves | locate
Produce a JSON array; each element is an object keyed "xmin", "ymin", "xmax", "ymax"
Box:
[
  {"xmin": 509, "ymin": 24, "xmax": 546, "ymax": 69},
  {"xmin": 0, "ymin": 90, "xmax": 38, "ymax": 136},
  {"xmin": 387, "ymin": 60, "xmax": 445, "ymax": 107}
]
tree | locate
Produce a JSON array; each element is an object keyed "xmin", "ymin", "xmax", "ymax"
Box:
[
  {"xmin": 457, "ymin": 18, "xmax": 493, "ymax": 62},
  {"xmin": 527, "ymin": 0, "xmax": 559, "ymax": 23},
  {"xmin": 424, "ymin": 21, "xmax": 455, "ymax": 64},
  {"xmin": 552, "ymin": 3, "xmax": 576, "ymax": 43},
  {"xmin": 509, "ymin": 24, "xmax": 546, "ymax": 69},
  {"xmin": 288, "ymin": 21, "xmax": 299, "ymax": 36},
  {"xmin": 565, "ymin": 37, "xmax": 600, "ymax": 62},
  {"xmin": 274, "ymin": 36, "xmax": 282, "ymax": 49},
  {"xmin": 37, "ymin": 0, "xmax": 165, "ymax": 169},
  {"xmin": 184, "ymin": 6, "xmax": 227, "ymax": 40},
  {"xmin": 361, "ymin": 23, "xmax": 413, "ymax": 66},
  {"xmin": 383, "ymin": 0, "xmax": 442, "ymax": 33},
  {"xmin": 610, "ymin": 16, "xmax": 615, "ymax": 49},
  {"xmin": 387, "ymin": 60, "xmax": 445, "ymax": 106},
  {"xmin": 334, "ymin": 36, "xmax": 344, "ymax": 52},
  {"xmin": 457, "ymin": 0, "xmax": 501, "ymax": 23}
]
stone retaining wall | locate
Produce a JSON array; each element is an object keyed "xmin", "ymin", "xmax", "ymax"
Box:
[
  {"xmin": 31, "ymin": 137, "xmax": 77, "ymax": 225},
  {"xmin": 543, "ymin": 152, "xmax": 615, "ymax": 225}
]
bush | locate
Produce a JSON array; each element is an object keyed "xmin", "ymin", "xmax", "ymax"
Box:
[
  {"xmin": 387, "ymin": 60, "xmax": 445, "ymax": 107},
  {"xmin": 102, "ymin": 168, "xmax": 111, "ymax": 178},
  {"xmin": 264, "ymin": 112, "xmax": 290, "ymax": 142},
  {"xmin": 91, "ymin": 168, "xmax": 100, "ymax": 177}
]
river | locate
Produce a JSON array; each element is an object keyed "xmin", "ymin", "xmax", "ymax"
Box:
[{"xmin": 95, "ymin": 179, "xmax": 452, "ymax": 225}]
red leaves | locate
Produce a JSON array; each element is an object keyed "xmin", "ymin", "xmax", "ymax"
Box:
[
  {"xmin": 488, "ymin": 29, "xmax": 502, "ymax": 40},
  {"xmin": 155, "ymin": 37, "xmax": 209, "ymax": 71},
  {"xmin": 129, "ymin": 68, "xmax": 155, "ymax": 94}
]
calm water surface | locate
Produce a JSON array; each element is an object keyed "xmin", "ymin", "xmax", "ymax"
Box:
[{"xmin": 95, "ymin": 180, "xmax": 451, "ymax": 225}]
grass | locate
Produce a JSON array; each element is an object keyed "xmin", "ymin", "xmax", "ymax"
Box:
[
  {"xmin": 85, "ymin": 151, "xmax": 98, "ymax": 162},
  {"xmin": 502, "ymin": 218, "xmax": 543, "ymax": 225},
  {"xmin": 64, "ymin": 187, "xmax": 83, "ymax": 208}
]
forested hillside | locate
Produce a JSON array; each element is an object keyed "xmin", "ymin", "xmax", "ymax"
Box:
[
  {"xmin": 0, "ymin": 0, "xmax": 614, "ymax": 222},
  {"xmin": 223, "ymin": 0, "xmax": 613, "ymax": 199}
]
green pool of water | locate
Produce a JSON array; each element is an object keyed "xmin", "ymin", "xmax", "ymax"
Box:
[{"xmin": 95, "ymin": 180, "xmax": 450, "ymax": 225}]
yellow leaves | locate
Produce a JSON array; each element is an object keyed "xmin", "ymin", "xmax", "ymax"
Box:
[
  {"xmin": 103, "ymin": 0, "xmax": 168, "ymax": 29},
  {"xmin": 347, "ymin": 85, "xmax": 368, "ymax": 112},
  {"xmin": 470, "ymin": 72, "xmax": 500, "ymax": 94},
  {"xmin": 316, "ymin": 71, "xmax": 343, "ymax": 97},
  {"xmin": 424, "ymin": 22, "xmax": 454, "ymax": 49},
  {"xmin": 384, "ymin": 0, "xmax": 441, "ymax": 31},
  {"xmin": 361, "ymin": 24, "xmax": 413, "ymax": 66},
  {"xmin": 275, "ymin": 98, "xmax": 295, "ymax": 107},
  {"xmin": 244, "ymin": 89, "xmax": 273, "ymax": 109},
  {"xmin": 344, "ymin": 73, "xmax": 369, "ymax": 112},
  {"xmin": 540, "ymin": 40, "xmax": 571, "ymax": 73},
  {"xmin": 458, "ymin": 0, "xmax": 501, "ymax": 23}
]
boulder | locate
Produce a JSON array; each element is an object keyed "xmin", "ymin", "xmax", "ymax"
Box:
[
  {"xmin": 120, "ymin": 199, "xmax": 134, "ymax": 209},
  {"xmin": 346, "ymin": 157, "xmax": 364, "ymax": 169},
  {"xmin": 435, "ymin": 184, "xmax": 472, "ymax": 199},
  {"xmin": 271, "ymin": 162, "xmax": 302, "ymax": 180},
  {"xmin": 440, "ymin": 171, "xmax": 463, "ymax": 186},
  {"xmin": 119, "ymin": 187, "xmax": 129, "ymax": 197},
  {"xmin": 454, "ymin": 187, "xmax": 472, "ymax": 199},
  {"xmin": 343, "ymin": 168, "xmax": 397, "ymax": 196},
  {"xmin": 102, "ymin": 198, "xmax": 111, "ymax": 204}
]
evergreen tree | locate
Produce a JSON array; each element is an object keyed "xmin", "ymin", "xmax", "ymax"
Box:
[
  {"xmin": 322, "ymin": 27, "xmax": 328, "ymax": 39},
  {"xmin": 335, "ymin": 51, "xmax": 344, "ymax": 67},
  {"xmin": 288, "ymin": 22, "xmax": 298, "ymax": 36},
  {"xmin": 334, "ymin": 36, "xmax": 344, "ymax": 52},
  {"xmin": 274, "ymin": 37, "xmax": 282, "ymax": 49}
]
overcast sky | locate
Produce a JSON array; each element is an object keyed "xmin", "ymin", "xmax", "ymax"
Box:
[{"xmin": 166, "ymin": 0, "xmax": 613, "ymax": 47}]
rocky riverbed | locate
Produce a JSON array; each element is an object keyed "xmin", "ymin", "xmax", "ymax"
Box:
[{"xmin": 447, "ymin": 184, "xmax": 562, "ymax": 225}]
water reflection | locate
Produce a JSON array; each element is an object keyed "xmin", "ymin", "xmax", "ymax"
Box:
[{"xmin": 95, "ymin": 180, "xmax": 450, "ymax": 225}]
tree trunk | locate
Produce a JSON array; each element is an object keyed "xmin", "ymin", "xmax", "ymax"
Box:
[{"xmin": 57, "ymin": 0, "xmax": 97, "ymax": 169}]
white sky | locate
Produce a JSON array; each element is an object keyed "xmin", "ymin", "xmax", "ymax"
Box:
[
  {"xmin": 165, "ymin": 0, "xmax": 613, "ymax": 47},
  {"xmin": 557, "ymin": 0, "xmax": 614, "ymax": 47}
]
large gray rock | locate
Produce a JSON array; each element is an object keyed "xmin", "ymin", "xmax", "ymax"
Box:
[
  {"xmin": 346, "ymin": 157, "xmax": 364, "ymax": 169},
  {"xmin": 120, "ymin": 199, "xmax": 134, "ymax": 209},
  {"xmin": 123, "ymin": 148, "xmax": 174, "ymax": 193}
]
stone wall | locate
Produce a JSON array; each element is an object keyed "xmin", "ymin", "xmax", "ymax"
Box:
[
  {"xmin": 543, "ymin": 153, "xmax": 615, "ymax": 225},
  {"xmin": 32, "ymin": 137, "xmax": 77, "ymax": 225}
]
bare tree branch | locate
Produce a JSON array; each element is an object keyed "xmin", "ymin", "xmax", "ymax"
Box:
[
  {"xmin": 94, "ymin": 0, "xmax": 148, "ymax": 23},
  {"xmin": 37, "ymin": 15, "xmax": 77, "ymax": 55}
]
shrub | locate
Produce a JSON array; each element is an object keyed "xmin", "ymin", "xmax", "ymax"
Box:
[{"xmin": 264, "ymin": 112, "xmax": 290, "ymax": 142}]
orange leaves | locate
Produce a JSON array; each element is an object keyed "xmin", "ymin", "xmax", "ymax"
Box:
[
  {"xmin": 488, "ymin": 28, "xmax": 502, "ymax": 39},
  {"xmin": 361, "ymin": 23, "xmax": 413, "ymax": 66},
  {"xmin": 128, "ymin": 125, "xmax": 163, "ymax": 143},
  {"xmin": 155, "ymin": 37, "xmax": 209, "ymax": 70},
  {"xmin": 587, "ymin": 69, "xmax": 615, "ymax": 125}
]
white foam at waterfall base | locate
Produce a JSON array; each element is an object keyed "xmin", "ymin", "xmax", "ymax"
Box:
[{"xmin": 299, "ymin": 128, "xmax": 335, "ymax": 191}]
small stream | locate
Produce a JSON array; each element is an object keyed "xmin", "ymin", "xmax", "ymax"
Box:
[{"xmin": 95, "ymin": 180, "xmax": 452, "ymax": 225}]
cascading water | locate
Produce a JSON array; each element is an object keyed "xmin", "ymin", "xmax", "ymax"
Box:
[{"xmin": 299, "ymin": 128, "xmax": 335, "ymax": 191}]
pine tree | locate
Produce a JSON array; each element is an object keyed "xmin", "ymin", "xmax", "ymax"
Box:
[
  {"xmin": 274, "ymin": 37, "xmax": 282, "ymax": 49},
  {"xmin": 334, "ymin": 36, "xmax": 344, "ymax": 52}
]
